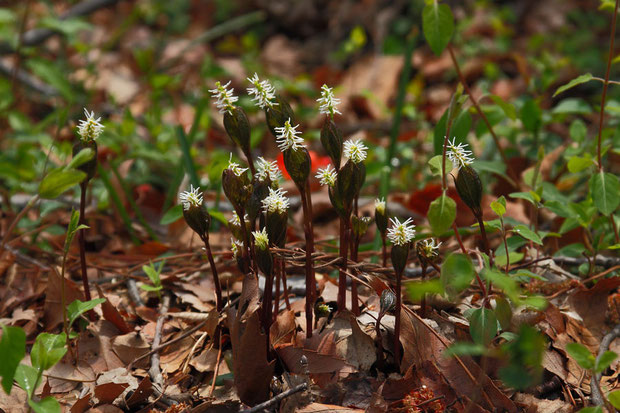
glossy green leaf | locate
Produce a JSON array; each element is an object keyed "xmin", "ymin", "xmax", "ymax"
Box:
[
  {"xmin": 422, "ymin": 2, "xmax": 454, "ymax": 56},
  {"xmin": 512, "ymin": 225, "xmax": 543, "ymax": 245},
  {"xmin": 427, "ymin": 194, "xmax": 456, "ymax": 235},
  {"xmin": 428, "ymin": 155, "xmax": 443, "ymax": 176},
  {"xmin": 31, "ymin": 333, "xmax": 67, "ymax": 372},
  {"xmin": 609, "ymin": 390, "xmax": 620, "ymax": 409},
  {"xmin": 491, "ymin": 196, "xmax": 506, "ymax": 217},
  {"xmin": 66, "ymin": 148, "xmax": 94, "ymax": 170},
  {"xmin": 553, "ymin": 73, "xmax": 594, "ymax": 97},
  {"xmin": 520, "ymin": 98, "xmax": 542, "ymax": 133},
  {"xmin": 29, "ymin": 396, "xmax": 61, "ymax": 413},
  {"xmin": 67, "ymin": 299, "xmax": 105, "ymax": 329},
  {"xmin": 469, "ymin": 308, "xmax": 498, "ymax": 345},
  {"xmin": 590, "ymin": 172, "xmax": 620, "ymax": 215},
  {"xmin": 39, "ymin": 168, "xmax": 86, "ymax": 200},
  {"xmin": 15, "ymin": 364, "xmax": 39, "ymax": 398},
  {"xmin": 0, "ymin": 325, "xmax": 26, "ymax": 394},
  {"xmin": 565, "ymin": 342, "xmax": 595, "ymax": 370}
]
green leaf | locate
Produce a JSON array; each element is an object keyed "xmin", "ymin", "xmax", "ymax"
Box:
[
  {"xmin": 509, "ymin": 191, "xmax": 539, "ymax": 205},
  {"xmin": 406, "ymin": 279, "xmax": 444, "ymax": 302},
  {"xmin": 577, "ymin": 407, "xmax": 603, "ymax": 413},
  {"xmin": 66, "ymin": 148, "xmax": 94, "ymax": 170},
  {"xmin": 553, "ymin": 73, "xmax": 594, "ymax": 97},
  {"xmin": 63, "ymin": 210, "xmax": 88, "ymax": 255},
  {"xmin": 427, "ymin": 194, "xmax": 456, "ymax": 235},
  {"xmin": 39, "ymin": 168, "xmax": 86, "ymax": 199},
  {"xmin": 490, "ymin": 196, "xmax": 506, "ymax": 217},
  {"xmin": 512, "ymin": 225, "xmax": 543, "ymax": 245},
  {"xmin": 590, "ymin": 172, "xmax": 620, "ymax": 215},
  {"xmin": 140, "ymin": 284, "xmax": 162, "ymax": 292},
  {"xmin": 594, "ymin": 351, "xmax": 617, "ymax": 373},
  {"xmin": 422, "ymin": 2, "xmax": 454, "ymax": 56},
  {"xmin": 0, "ymin": 325, "xmax": 26, "ymax": 394},
  {"xmin": 29, "ymin": 396, "xmax": 61, "ymax": 413},
  {"xmin": 569, "ymin": 119, "xmax": 587, "ymax": 142},
  {"xmin": 565, "ymin": 342, "xmax": 595, "ymax": 370},
  {"xmin": 443, "ymin": 342, "xmax": 486, "ymax": 357},
  {"xmin": 160, "ymin": 204, "xmax": 183, "ymax": 225},
  {"xmin": 490, "ymin": 95, "xmax": 516, "ymax": 120},
  {"xmin": 441, "ymin": 253, "xmax": 475, "ymax": 295},
  {"xmin": 433, "ymin": 110, "xmax": 471, "ymax": 155},
  {"xmin": 15, "ymin": 364, "xmax": 39, "ymax": 398},
  {"xmin": 31, "ymin": 333, "xmax": 67, "ymax": 372},
  {"xmin": 552, "ymin": 98, "xmax": 592, "ymax": 115},
  {"xmin": 567, "ymin": 155, "xmax": 594, "ymax": 173},
  {"xmin": 469, "ymin": 308, "xmax": 498, "ymax": 345},
  {"xmin": 520, "ymin": 98, "xmax": 542, "ymax": 133},
  {"xmin": 609, "ymin": 389, "xmax": 620, "ymax": 409},
  {"xmin": 495, "ymin": 297, "xmax": 513, "ymax": 330},
  {"xmin": 66, "ymin": 299, "xmax": 105, "ymax": 329},
  {"xmin": 428, "ymin": 155, "xmax": 443, "ymax": 176}
]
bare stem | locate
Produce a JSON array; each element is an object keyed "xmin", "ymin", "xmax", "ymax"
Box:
[
  {"xmin": 394, "ymin": 268, "xmax": 402, "ymax": 370},
  {"xmin": 200, "ymin": 234, "xmax": 223, "ymax": 312},
  {"xmin": 337, "ymin": 217, "xmax": 350, "ymax": 311},
  {"xmin": 299, "ymin": 184, "xmax": 315, "ymax": 338},
  {"xmin": 78, "ymin": 182, "xmax": 94, "ymax": 320}
]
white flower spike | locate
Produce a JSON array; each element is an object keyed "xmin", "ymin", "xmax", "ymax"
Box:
[
  {"xmin": 77, "ymin": 108, "xmax": 104, "ymax": 141},
  {"xmin": 387, "ymin": 217, "xmax": 416, "ymax": 246},
  {"xmin": 208, "ymin": 81, "xmax": 238, "ymax": 115},
  {"xmin": 247, "ymin": 73, "xmax": 278, "ymax": 109},
  {"xmin": 227, "ymin": 153, "xmax": 248, "ymax": 177},
  {"xmin": 255, "ymin": 157, "xmax": 282, "ymax": 183},
  {"xmin": 317, "ymin": 84, "xmax": 342, "ymax": 117},
  {"xmin": 252, "ymin": 228, "xmax": 270, "ymax": 250},
  {"xmin": 262, "ymin": 187, "xmax": 290, "ymax": 214},
  {"xmin": 228, "ymin": 211, "xmax": 249, "ymax": 227},
  {"xmin": 447, "ymin": 137, "xmax": 474, "ymax": 170},
  {"xmin": 231, "ymin": 237, "xmax": 243, "ymax": 258},
  {"xmin": 315, "ymin": 164, "xmax": 337, "ymax": 187},
  {"xmin": 343, "ymin": 139, "xmax": 368, "ymax": 163},
  {"xmin": 375, "ymin": 198, "xmax": 386, "ymax": 214},
  {"xmin": 420, "ymin": 238, "xmax": 442, "ymax": 257},
  {"xmin": 179, "ymin": 185, "xmax": 203, "ymax": 211},
  {"xmin": 274, "ymin": 118, "xmax": 305, "ymax": 152}
]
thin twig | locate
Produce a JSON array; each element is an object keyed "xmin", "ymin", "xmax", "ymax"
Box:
[
  {"xmin": 240, "ymin": 382, "xmax": 308, "ymax": 413},
  {"xmin": 591, "ymin": 322, "xmax": 620, "ymax": 407},
  {"xmin": 149, "ymin": 294, "xmax": 171, "ymax": 389}
]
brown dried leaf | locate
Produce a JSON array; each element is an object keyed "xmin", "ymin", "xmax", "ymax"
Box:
[
  {"xmin": 94, "ymin": 382, "xmax": 128, "ymax": 404},
  {"xmin": 43, "ymin": 269, "xmax": 84, "ymax": 329}
]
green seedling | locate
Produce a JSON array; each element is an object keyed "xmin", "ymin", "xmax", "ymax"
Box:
[{"xmin": 140, "ymin": 260, "xmax": 165, "ymax": 301}]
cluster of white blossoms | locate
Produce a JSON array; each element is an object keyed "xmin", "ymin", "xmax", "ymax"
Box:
[
  {"xmin": 247, "ymin": 73, "xmax": 278, "ymax": 109},
  {"xmin": 208, "ymin": 81, "xmax": 238, "ymax": 115},
  {"xmin": 275, "ymin": 118, "xmax": 305, "ymax": 152},
  {"xmin": 374, "ymin": 198, "xmax": 386, "ymax": 214},
  {"xmin": 447, "ymin": 137, "xmax": 474, "ymax": 170},
  {"xmin": 255, "ymin": 157, "xmax": 282, "ymax": 183},
  {"xmin": 262, "ymin": 187, "xmax": 290, "ymax": 214},
  {"xmin": 343, "ymin": 139, "xmax": 368, "ymax": 164},
  {"xmin": 228, "ymin": 211, "xmax": 249, "ymax": 227},
  {"xmin": 227, "ymin": 153, "xmax": 248, "ymax": 177},
  {"xmin": 419, "ymin": 238, "xmax": 441, "ymax": 257},
  {"xmin": 252, "ymin": 227, "xmax": 270, "ymax": 250},
  {"xmin": 77, "ymin": 108, "xmax": 104, "ymax": 141},
  {"xmin": 387, "ymin": 217, "xmax": 416, "ymax": 246},
  {"xmin": 179, "ymin": 185, "xmax": 203, "ymax": 211},
  {"xmin": 230, "ymin": 237, "xmax": 243, "ymax": 258},
  {"xmin": 317, "ymin": 84, "xmax": 341, "ymax": 117},
  {"xmin": 315, "ymin": 164, "xmax": 337, "ymax": 187}
]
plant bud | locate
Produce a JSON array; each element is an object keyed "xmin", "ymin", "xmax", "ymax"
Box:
[
  {"xmin": 223, "ymin": 106, "xmax": 251, "ymax": 154},
  {"xmin": 375, "ymin": 203, "xmax": 388, "ymax": 235},
  {"xmin": 266, "ymin": 94, "xmax": 295, "ymax": 137},
  {"xmin": 454, "ymin": 165, "xmax": 483, "ymax": 217},
  {"xmin": 391, "ymin": 243, "xmax": 410, "ymax": 276},
  {"xmin": 265, "ymin": 209, "xmax": 287, "ymax": 248},
  {"xmin": 320, "ymin": 119, "xmax": 343, "ymax": 170},
  {"xmin": 352, "ymin": 215, "xmax": 372, "ymax": 238},
  {"xmin": 255, "ymin": 242, "xmax": 273, "ymax": 276},
  {"xmin": 379, "ymin": 289, "xmax": 396, "ymax": 317},
  {"xmin": 283, "ymin": 147, "xmax": 311, "ymax": 189},
  {"xmin": 222, "ymin": 168, "xmax": 251, "ymax": 210},
  {"xmin": 183, "ymin": 204, "xmax": 211, "ymax": 238},
  {"xmin": 72, "ymin": 140, "xmax": 98, "ymax": 181},
  {"xmin": 247, "ymin": 180, "xmax": 270, "ymax": 222},
  {"xmin": 336, "ymin": 160, "xmax": 364, "ymax": 213}
]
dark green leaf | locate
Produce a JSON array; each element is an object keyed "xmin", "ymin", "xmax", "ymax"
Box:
[
  {"xmin": 469, "ymin": 308, "xmax": 498, "ymax": 345},
  {"xmin": 553, "ymin": 73, "xmax": 594, "ymax": 97},
  {"xmin": 39, "ymin": 168, "xmax": 86, "ymax": 200},
  {"xmin": 31, "ymin": 333, "xmax": 67, "ymax": 372},
  {"xmin": 67, "ymin": 299, "xmax": 105, "ymax": 329},
  {"xmin": 427, "ymin": 194, "xmax": 456, "ymax": 235},
  {"xmin": 422, "ymin": 2, "xmax": 454, "ymax": 56},
  {"xmin": 160, "ymin": 204, "xmax": 183, "ymax": 225},
  {"xmin": 441, "ymin": 253, "xmax": 475, "ymax": 295},
  {"xmin": 520, "ymin": 99, "xmax": 542, "ymax": 133},
  {"xmin": 590, "ymin": 172, "xmax": 620, "ymax": 215},
  {"xmin": 0, "ymin": 325, "xmax": 26, "ymax": 394}
]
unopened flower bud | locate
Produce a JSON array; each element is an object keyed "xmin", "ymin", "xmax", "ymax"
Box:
[
  {"xmin": 335, "ymin": 160, "xmax": 365, "ymax": 213},
  {"xmin": 320, "ymin": 119, "xmax": 343, "ymax": 170},
  {"xmin": 454, "ymin": 165, "xmax": 483, "ymax": 217},
  {"xmin": 283, "ymin": 147, "xmax": 311, "ymax": 189},
  {"xmin": 391, "ymin": 243, "xmax": 410, "ymax": 276},
  {"xmin": 253, "ymin": 228, "xmax": 273, "ymax": 275},
  {"xmin": 180, "ymin": 185, "xmax": 211, "ymax": 238},
  {"xmin": 222, "ymin": 168, "xmax": 251, "ymax": 210},
  {"xmin": 379, "ymin": 289, "xmax": 396, "ymax": 317},
  {"xmin": 375, "ymin": 198, "xmax": 388, "ymax": 234},
  {"xmin": 223, "ymin": 106, "xmax": 251, "ymax": 155},
  {"xmin": 72, "ymin": 140, "xmax": 98, "ymax": 181},
  {"xmin": 247, "ymin": 180, "xmax": 270, "ymax": 222}
]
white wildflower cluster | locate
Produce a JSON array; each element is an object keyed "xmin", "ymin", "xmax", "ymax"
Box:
[
  {"xmin": 228, "ymin": 211, "xmax": 249, "ymax": 227},
  {"xmin": 179, "ymin": 185, "xmax": 203, "ymax": 211},
  {"xmin": 317, "ymin": 84, "xmax": 341, "ymax": 117},
  {"xmin": 247, "ymin": 73, "xmax": 278, "ymax": 109},
  {"xmin": 255, "ymin": 157, "xmax": 282, "ymax": 183},
  {"xmin": 447, "ymin": 138, "xmax": 474, "ymax": 170},
  {"xmin": 252, "ymin": 228, "xmax": 270, "ymax": 250},
  {"xmin": 387, "ymin": 217, "xmax": 416, "ymax": 246},
  {"xmin": 262, "ymin": 187, "xmax": 290, "ymax": 214},
  {"xmin": 419, "ymin": 239, "xmax": 441, "ymax": 257},
  {"xmin": 275, "ymin": 118, "xmax": 305, "ymax": 152},
  {"xmin": 343, "ymin": 139, "xmax": 368, "ymax": 164},
  {"xmin": 227, "ymin": 153, "xmax": 248, "ymax": 177},
  {"xmin": 208, "ymin": 81, "xmax": 238, "ymax": 115},
  {"xmin": 230, "ymin": 237, "xmax": 243, "ymax": 258},
  {"xmin": 77, "ymin": 108, "xmax": 104, "ymax": 141},
  {"xmin": 374, "ymin": 198, "xmax": 386, "ymax": 214},
  {"xmin": 315, "ymin": 164, "xmax": 337, "ymax": 187}
]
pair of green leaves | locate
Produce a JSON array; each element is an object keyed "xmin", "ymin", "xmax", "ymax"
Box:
[{"xmin": 38, "ymin": 148, "xmax": 93, "ymax": 199}]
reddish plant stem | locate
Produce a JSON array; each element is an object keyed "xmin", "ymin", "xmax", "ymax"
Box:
[
  {"xmin": 281, "ymin": 258, "xmax": 291, "ymax": 310},
  {"xmin": 350, "ymin": 233, "xmax": 360, "ymax": 315},
  {"xmin": 299, "ymin": 185, "xmax": 315, "ymax": 338},
  {"xmin": 78, "ymin": 181, "xmax": 95, "ymax": 321},
  {"xmin": 337, "ymin": 217, "xmax": 350, "ymax": 311},
  {"xmin": 201, "ymin": 234, "xmax": 223, "ymax": 312},
  {"xmin": 441, "ymin": 108, "xmax": 456, "ymax": 191},
  {"xmin": 448, "ymin": 45, "xmax": 517, "ymax": 183},
  {"xmin": 381, "ymin": 233, "xmax": 388, "ymax": 267},
  {"xmin": 420, "ymin": 264, "xmax": 427, "ymax": 318},
  {"xmin": 474, "ymin": 213, "xmax": 492, "ymax": 266},
  {"xmin": 394, "ymin": 268, "xmax": 403, "ymax": 370},
  {"xmin": 273, "ymin": 259, "xmax": 281, "ymax": 322},
  {"xmin": 452, "ymin": 222, "xmax": 467, "ymax": 254},
  {"xmin": 261, "ymin": 265, "xmax": 273, "ymax": 347},
  {"xmin": 597, "ymin": 0, "xmax": 619, "ymax": 171}
]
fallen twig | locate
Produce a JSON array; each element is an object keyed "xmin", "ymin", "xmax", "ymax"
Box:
[
  {"xmin": 591, "ymin": 322, "xmax": 620, "ymax": 407},
  {"xmin": 240, "ymin": 382, "xmax": 308, "ymax": 413},
  {"xmin": 149, "ymin": 294, "xmax": 170, "ymax": 388}
]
